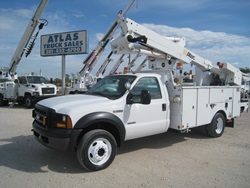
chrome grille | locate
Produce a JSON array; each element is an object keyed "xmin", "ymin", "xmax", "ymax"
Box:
[
  {"xmin": 33, "ymin": 105, "xmax": 54, "ymax": 130},
  {"xmin": 42, "ymin": 87, "xmax": 55, "ymax": 94}
]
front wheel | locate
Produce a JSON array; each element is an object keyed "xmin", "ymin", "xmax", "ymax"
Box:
[
  {"xmin": 0, "ymin": 94, "xmax": 9, "ymax": 106},
  {"xmin": 24, "ymin": 95, "xmax": 34, "ymax": 108},
  {"xmin": 77, "ymin": 129, "xmax": 117, "ymax": 171},
  {"xmin": 207, "ymin": 112, "xmax": 225, "ymax": 138}
]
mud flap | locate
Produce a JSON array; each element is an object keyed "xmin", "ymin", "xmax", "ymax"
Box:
[{"xmin": 226, "ymin": 118, "xmax": 234, "ymax": 128}]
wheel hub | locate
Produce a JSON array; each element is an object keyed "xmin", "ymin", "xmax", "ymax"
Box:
[
  {"xmin": 215, "ymin": 117, "xmax": 223, "ymax": 134},
  {"xmin": 88, "ymin": 138, "xmax": 111, "ymax": 165}
]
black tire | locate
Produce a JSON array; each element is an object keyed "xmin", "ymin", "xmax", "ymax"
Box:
[
  {"xmin": 207, "ymin": 113, "xmax": 225, "ymax": 138},
  {"xmin": 24, "ymin": 95, "xmax": 34, "ymax": 108},
  {"xmin": 77, "ymin": 129, "xmax": 117, "ymax": 171},
  {"xmin": 0, "ymin": 94, "xmax": 9, "ymax": 106}
]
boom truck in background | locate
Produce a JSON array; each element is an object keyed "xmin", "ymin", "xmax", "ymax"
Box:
[
  {"xmin": 69, "ymin": 0, "xmax": 136, "ymax": 94},
  {"xmin": 0, "ymin": 0, "xmax": 57, "ymax": 108},
  {"xmin": 32, "ymin": 0, "xmax": 249, "ymax": 171}
]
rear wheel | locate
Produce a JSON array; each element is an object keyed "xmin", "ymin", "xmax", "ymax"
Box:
[
  {"xmin": 77, "ymin": 129, "xmax": 117, "ymax": 171},
  {"xmin": 207, "ymin": 113, "xmax": 225, "ymax": 137}
]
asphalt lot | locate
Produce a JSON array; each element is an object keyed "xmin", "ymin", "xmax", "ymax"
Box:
[{"xmin": 0, "ymin": 105, "xmax": 250, "ymax": 188}]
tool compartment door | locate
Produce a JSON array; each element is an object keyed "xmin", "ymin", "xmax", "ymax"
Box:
[
  {"xmin": 196, "ymin": 88, "xmax": 211, "ymax": 126},
  {"xmin": 182, "ymin": 88, "xmax": 197, "ymax": 129}
]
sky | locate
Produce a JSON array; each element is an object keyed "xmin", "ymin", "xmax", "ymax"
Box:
[{"xmin": 0, "ymin": 0, "xmax": 250, "ymax": 79}]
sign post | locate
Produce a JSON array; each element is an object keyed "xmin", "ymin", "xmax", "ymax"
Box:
[
  {"xmin": 40, "ymin": 30, "xmax": 87, "ymax": 95},
  {"xmin": 62, "ymin": 55, "xmax": 66, "ymax": 95}
]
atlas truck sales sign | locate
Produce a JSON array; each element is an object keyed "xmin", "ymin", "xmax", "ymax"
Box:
[{"xmin": 41, "ymin": 30, "xmax": 87, "ymax": 56}]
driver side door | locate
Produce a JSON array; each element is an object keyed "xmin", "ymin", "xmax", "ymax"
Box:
[
  {"xmin": 18, "ymin": 76, "xmax": 28, "ymax": 96},
  {"xmin": 123, "ymin": 77, "xmax": 169, "ymax": 140}
]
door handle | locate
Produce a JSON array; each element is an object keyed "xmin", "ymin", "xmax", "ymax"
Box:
[{"xmin": 162, "ymin": 103, "xmax": 166, "ymax": 111}]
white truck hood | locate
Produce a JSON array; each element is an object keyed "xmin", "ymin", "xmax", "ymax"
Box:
[
  {"xmin": 33, "ymin": 83, "xmax": 56, "ymax": 87},
  {"xmin": 37, "ymin": 94, "xmax": 116, "ymax": 114}
]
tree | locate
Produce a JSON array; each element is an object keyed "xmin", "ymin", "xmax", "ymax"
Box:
[
  {"xmin": 53, "ymin": 78, "xmax": 62, "ymax": 86},
  {"xmin": 240, "ymin": 67, "xmax": 250, "ymax": 73},
  {"xmin": 65, "ymin": 74, "xmax": 71, "ymax": 83}
]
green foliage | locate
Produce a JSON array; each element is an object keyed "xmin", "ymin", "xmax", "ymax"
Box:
[
  {"xmin": 53, "ymin": 76, "xmax": 71, "ymax": 87},
  {"xmin": 240, "ymin": 67, "xmax": 250, "ymax": 73},
  {"xmin": 53, "ymin": 78, "xmax": 61, "ymax": 86}
]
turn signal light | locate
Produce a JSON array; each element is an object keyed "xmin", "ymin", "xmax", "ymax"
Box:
[{"xmin": 54, "ymin": 114, "xmax": 73, "ymax": 129}]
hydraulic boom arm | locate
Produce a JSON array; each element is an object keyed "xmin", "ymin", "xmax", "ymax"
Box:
[
  {"xmin": 8, "ymin": 0, "xmax": 48, "ymax": 75},
  {"xmin": 95, "ymin": 51, "xmax": 113, "ymax": 78},
  {"xmin": 79, "ymin": 0, "xmax": 136, "ymax": 76},
  {"xmin": 109, "ymin": 54, "xmax": 125, "ymax": 75},
  {"xmin": 110, "ymin": 17, "xmax": 242, "ymax": 85}
]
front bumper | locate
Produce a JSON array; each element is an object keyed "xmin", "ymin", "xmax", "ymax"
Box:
[{"xmin": 32, "ymin": 121, "xmax": 81, "ymax": 151}]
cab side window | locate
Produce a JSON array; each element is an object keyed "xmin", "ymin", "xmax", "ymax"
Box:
[
  {"xmin": 131, "ymin": 77, "xmax": 162, "ymax": 99},
  {"xmin": 19, "ymin": 77, "xmax": 27, "ymax": 84}
]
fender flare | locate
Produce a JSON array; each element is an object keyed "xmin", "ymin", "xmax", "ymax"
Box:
[{"xmin": 74, "ymin": 112, "xmax": 126, "ymax": 146}]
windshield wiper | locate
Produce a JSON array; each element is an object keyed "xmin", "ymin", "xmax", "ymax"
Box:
[{"xmin": 89, "ymin": 91, "xmax": 107, "ymax": 97}]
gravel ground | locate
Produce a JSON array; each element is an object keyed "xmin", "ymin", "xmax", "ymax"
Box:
[{"xmin": 0, "ymin": 106, "xmax": 250, "ymax": 188}]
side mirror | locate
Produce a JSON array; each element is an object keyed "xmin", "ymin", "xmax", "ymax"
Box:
[
  {"xmin": 125, "ymin": 82, "xmax": 131, "ymax": 91},
  {"xmin": 126, "ymin": 90, "xmax": 151, "ymax": 105}
]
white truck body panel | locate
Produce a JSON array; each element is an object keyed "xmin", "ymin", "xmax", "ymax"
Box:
[
  {"xmin": 0, "ymin": 81, "xmax": 18, "ymax": 99},
  {"xmin": 168, "ymin": 86, "xmax": 241, "ymax": 130},
  {"xmin": 124, "ymin": 98, "xmax": 170, "ymax": 140}
]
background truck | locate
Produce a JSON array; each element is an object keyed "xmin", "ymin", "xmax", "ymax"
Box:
[
  {"xmin": 0, "ymin": 0, "xmax": 57, "ymax": 108},
  {"xmin": 31, "ymin": 0, "xmax": 249, "ymax": 171},
  {"xmin": 0, "ymin": 74, "xmax": 57, "ymax": 108}
]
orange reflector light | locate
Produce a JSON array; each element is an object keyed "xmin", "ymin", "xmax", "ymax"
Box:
[
  {"xmin": 177, "ymin": 62, "xmax": 183, "ymax": 67},
  {"xmin": 66, "ymin": 116, "xmax": 72, "ymax": 129},
  {"xmin": 56, "ymin": 123, "xmax": 66, "ymax": 128},
  {"xmin": 177, "ymin": 62, "xmax": 183, "ymax": 69},
  {"xmin": 124, "ymin": 67, "xmax": 129, "ymax": 74}
]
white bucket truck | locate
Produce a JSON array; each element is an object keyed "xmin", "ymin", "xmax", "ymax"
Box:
[
  {"xmin": 0, "ymin": 0, "xmax": 57, "ymax": 108},
  {"xmin": 0, "ymin": 73, "xmax": 57, "ymax": 108},
  {"xmin": 32, "ymin": 0, "xmax": 249, "ymax": 171}
]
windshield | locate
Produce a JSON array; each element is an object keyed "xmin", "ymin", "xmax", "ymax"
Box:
[
  {"xmin": 87, "ymin": 75, "xmax": 136, "ymax": 99},
  {"xmin": 27, "ymin": 76, "xmax": 49, "ymax": 84}
]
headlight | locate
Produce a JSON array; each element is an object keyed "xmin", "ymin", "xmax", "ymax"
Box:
[
  {"xmin": 33, "ymin": 92, "xmax": 39, "ymax": 96},
  {"xmin": 53, "ymin": 113, "xmax": 72, "ymax": 129}
]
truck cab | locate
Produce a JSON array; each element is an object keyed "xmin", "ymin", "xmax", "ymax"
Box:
[{"xmin": 17, "ymin": 75, "xmax": 57, "ymax": 108}]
